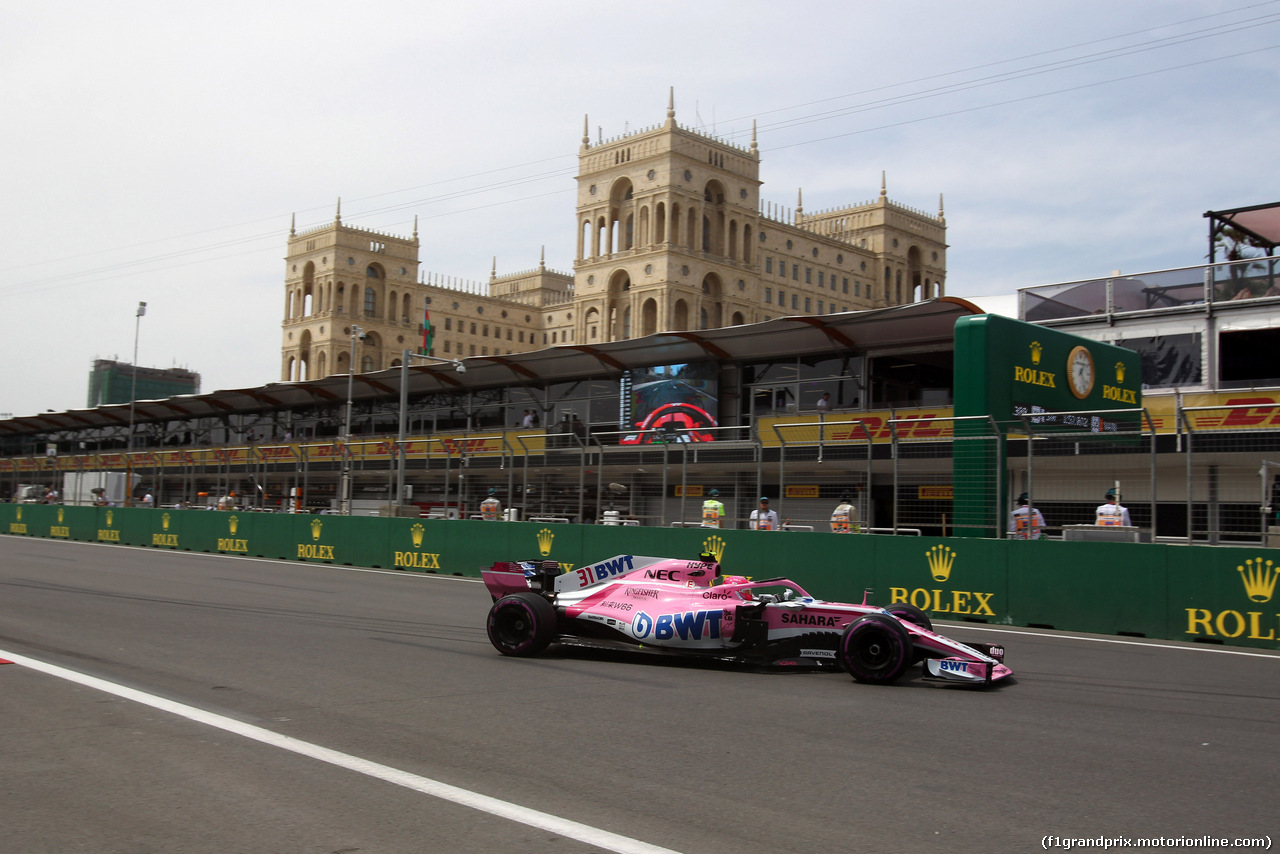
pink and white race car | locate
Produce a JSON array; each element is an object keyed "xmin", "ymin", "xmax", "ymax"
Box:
[{"xmin": 482, "ymin": 553, "xmax": 1013, "ymax": 686}]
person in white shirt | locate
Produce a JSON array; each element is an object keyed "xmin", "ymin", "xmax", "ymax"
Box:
[
  {"xmin": 480, "ymin": 488, "xmax": 503, "ymax": 521},
  {"xmin": 749, "ymin": 497, "xmax": 780, "ymax": 531},
  {"xmin": 830, "ymin": 493, "xmax": 860, "ymax": 533},
  {"xmin": 1095, "ymin": 489, "xmax": 1132, "ymax": 526},
  {"xmin": 816, "ymin": 392, "xmax": 831, "ymax": 413},
  {"xmin": 1009, "ymin": 493, "xmax": 1045, "ymax": 539}
]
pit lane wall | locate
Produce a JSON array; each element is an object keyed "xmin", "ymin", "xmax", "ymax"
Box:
[{"xmin": 3, "ymin": 503, "xmax": 1277, "ymax": 651}]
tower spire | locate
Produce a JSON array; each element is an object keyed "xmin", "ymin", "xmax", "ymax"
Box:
[
  {"xmin": 413, "ymin": 215, "xmax": 419, "ymax": 240},
  {"xmin": 540, "ymin": 245, "xmax": 546, "ymax": 269},
  {"xmin": 880, "ymin": 172, "xmax": 886, "ymax": 198},
  {"xmin": 290, "ymin": 212, "xmax": 295, "ymax": 237},
  {"xmin": 582, "ymin": 114, "xmax": 590, "ymax": 150},
  {"xmin": 665, "ymin": 86, "xmax": 675, "ymax": 126},
  {"xmin": 750, "ymin": 120, "xmax": 758, "ymax": 155},
  {"xmin": 335, "ymin": 197, "xmax": 342, "ymax": 224}
]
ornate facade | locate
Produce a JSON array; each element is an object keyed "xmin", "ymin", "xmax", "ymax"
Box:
[{"xmin": 282, "ymin": 93, "xmax": 947, "ymax": 381}]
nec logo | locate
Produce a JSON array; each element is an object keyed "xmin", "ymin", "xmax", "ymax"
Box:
[
  {"xmin": 939, "ymin": 660, "xmax": 969, "ymax": 673},
  {"xmin": 632, "ymin": 610, "xmax": 723, "ymax": 641},
  {"xmin": 643, "ymin": 568, "xmax": 683, "ymax": 581}
]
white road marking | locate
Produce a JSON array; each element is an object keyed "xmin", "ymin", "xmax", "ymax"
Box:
[
  {"xmin": 0, "ymin": 647, "xmax": 680, "ymax": 854},
  {"xmin": 939, "ymin": 622, "xmax": 1280, "ymax": 658}
]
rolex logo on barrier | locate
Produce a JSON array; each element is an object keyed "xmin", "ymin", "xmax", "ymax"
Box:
[
  {"xmin": 50, "ymin": 506, "xmax": 69, "ymax": 538},
  {"xmin": 298, "ymin": 517, "xmax": 334, "ymax": 561},
  {"xmin": 16, "ymin": 507, "xmax": 22, "ymax": 521},
  {"xmin": 395, "ymin": 522, "xmax": 440, "ymax": 570},
  {"xmin": 98, "ymin": 508, "xmax": 120, "ymax": 543},
  {"xmin": 1186, "ymin": 558, "xmax": 1280, "ymax": 640},
  {"xmin": 1238, "ymin": 558, "xmax": 1278, "ymax": 603},
  {"xmin": 1115, "ymin": 361, "xmax": 1126, "ymax": 384},
  {"xmin": 217, "ymin": 513, "xmax": 248, "ymax": 553},
  {"xmin": 888, "ymin": 544, "xmax": 996, "ymax": 618},
  {"xmin": 1030, "ymin": 341, "xmax": 1043, "ymax": 365},
  {"xmin": 702, "ymin": 535, "xmax": 726, "ymax": 562},
  {"xmin": 927, "ymin": 545, "xmax": 955, "ymax": 582},
  {"xmin": 153, "ymin": 511, "xmax": 179, "ymax": 548},
  {"xmin": 537, "ymin": 528, "xmax": 555, "ymax": 556}
]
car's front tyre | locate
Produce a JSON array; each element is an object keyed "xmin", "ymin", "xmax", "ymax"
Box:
[
  {"xmin": 837, "ymin": 613, "xmax": 912, "ymax": 684},
  {"xmin": 487, "ymin": 592, "xmax": 557, "ymax": 656}
]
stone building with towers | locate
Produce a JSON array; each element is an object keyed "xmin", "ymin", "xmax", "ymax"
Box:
[{"xmin": 281, "ymin": 91, "xmax": 947, "ymax": 382}]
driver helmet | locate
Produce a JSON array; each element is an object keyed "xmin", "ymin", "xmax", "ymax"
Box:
[
  {"xmin": 722, "ymin": 575, "xmax": 753, "ymax": 599},
  {"xmin": 708, "ymin": 488, "xmax": 719, "ymax": 497}
]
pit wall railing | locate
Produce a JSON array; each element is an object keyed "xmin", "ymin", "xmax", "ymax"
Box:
[
  {"xmin": 3, "ymin": 503, "xmax": 1276, "ymax": 652},
  {"xmin": 6, "ymin": 402, "xmax": 1280, "ymax": 542}
]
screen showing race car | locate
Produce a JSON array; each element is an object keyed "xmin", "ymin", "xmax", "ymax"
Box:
[{"xmin": 620, "ymin": 363, "xmax": 718, "ymax": 444}]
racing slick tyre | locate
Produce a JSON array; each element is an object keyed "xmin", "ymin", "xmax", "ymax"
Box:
[
  {"xmin": 884, "ymin": 603, "xmax": 933, "ymax": 632},
  {"xmin": 487, "ymin": 592, "xmax": 557, "ymax": 657},
  {"xmin": 837, "ymin": 614, "xmax": 913, "ymax": 684}
]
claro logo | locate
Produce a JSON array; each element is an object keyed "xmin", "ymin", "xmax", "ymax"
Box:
[
  {"xmin": 889, "ymin": 545, "xmax": 996, "ymax": 618},
  {"xmin": 1186, "ymin": 558, "xmax": 1280, "ymax": 641}
]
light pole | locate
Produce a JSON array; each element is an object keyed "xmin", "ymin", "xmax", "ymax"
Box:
[
  {"xmin": 127, "ymin": 301, "xmax": 147, "ymax": 453},
  {"xmin": 340, "ymin": 325, "xmax": 364, "ymax": 515},
  {"xmin": 126, "ymin": 302, "xmax": 147, "ymax": 506},
  {"xmin": 396, "ymin": 348, "xmax": 465, "ymax": 513}
]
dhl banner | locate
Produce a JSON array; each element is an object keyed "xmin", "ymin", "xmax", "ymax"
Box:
[{"xmin": 5, "ymin": 396, "xmax": 1280, "ymax": 474}]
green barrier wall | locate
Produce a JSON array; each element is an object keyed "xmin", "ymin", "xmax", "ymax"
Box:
[{"xmin": 2, "ymin": 504, "xmax": 1277, "ymax": 650}]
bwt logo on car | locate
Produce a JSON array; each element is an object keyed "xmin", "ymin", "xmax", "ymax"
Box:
[
  {"xmin": 939, "ymin": 660, "xmax": 969, "ymax": 673},
  {"xmin": 581, "ymin": 555, "xmax": 635, "ymax": 584},
  {"xmin": 632, "ymin": 610, "xmax": 724, "ymax": 641}
]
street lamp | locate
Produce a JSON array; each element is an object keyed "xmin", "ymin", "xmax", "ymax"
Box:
[
  {"xmin": 395, "ymin": 348, "xmax": 465, "ymax": 514},
  {"xmin": 340, "ymin": 325, "xmax": 364, "ymax": 515},
  {"xmin": 127, "ymin": 300, "xmax": 147, "ymax": 453}
]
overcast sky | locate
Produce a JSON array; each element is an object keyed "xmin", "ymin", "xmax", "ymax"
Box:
[{"xmin": 2, "ymin": 1, "xmax": 1277, "ymax": 418}]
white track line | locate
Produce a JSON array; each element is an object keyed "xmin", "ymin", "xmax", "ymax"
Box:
[
  {"xmin": 939, "ymin": 622, "xmax": 1280, "ymax": 658},
  {"xmin": 0, "ymin": 648, "xmax": 680, "ymax": 854}
]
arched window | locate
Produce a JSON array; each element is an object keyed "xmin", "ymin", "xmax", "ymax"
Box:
[{"xmin": 364, "ymin": 287, "xmax": 377, "ymax": 317}]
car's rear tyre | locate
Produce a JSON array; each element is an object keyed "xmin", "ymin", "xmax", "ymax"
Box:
[
  {"xmin": 885, "ymin": 602, "xmax": 933, "ymax": 632},
  {"xmin": 487, "ymin": 592, "xmax": 557, "ymax": 656},
  {"xmin": 838, "ymin": 613, "xmax": 913, "ymax": 684}
]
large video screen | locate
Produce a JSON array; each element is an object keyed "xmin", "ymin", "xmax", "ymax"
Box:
[{"xmin": 620, "ymin": 363, "xmax": 718, "ymax": 444}]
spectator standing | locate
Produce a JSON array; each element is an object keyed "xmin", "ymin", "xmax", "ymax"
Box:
[
  {"xmin": 749, "ymin": 497, "xmax": 780, "ymax": 531},
  {"xmin": 1095, "ymin": 489, "xmax": 1132, "ymax": 526},
  {"xmin": 480, "ymin": 488, "xmax": 503, "ymax": 521},
  {"xmin": 1009, "ymin": 493, "xmax": 1046, "ymax": 539},
  {"xmin": 701, "ymin": 488, "xmax": 726, "ymax": 528},
  {"xmin": 830, "ymin": 493, "xmax": 860, "ymax": 533},
  {"xmin": 816, "ymin": 392, "xmax": 832, "ymax": 414}
]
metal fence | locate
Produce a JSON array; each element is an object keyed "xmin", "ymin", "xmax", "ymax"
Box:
[
  {"xmin": 1180, "ymin": 403, "xmax": 1280, "ymax": 544},
  {"xmin": 6, "ymin": 404, "xmax": 1280, "ymax": 545}
]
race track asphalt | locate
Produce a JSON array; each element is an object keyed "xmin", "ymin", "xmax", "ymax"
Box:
[{"xmin": 1, "ymin": 535, "xmax": 1276, "ymax": 854}]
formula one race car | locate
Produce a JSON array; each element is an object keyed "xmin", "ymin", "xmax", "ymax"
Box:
[{"xmin": 482, "ymin": 553, "xmax": 1012, "ymax": 686}]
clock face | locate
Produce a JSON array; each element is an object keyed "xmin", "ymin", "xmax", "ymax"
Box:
[{"xmin": 1068, "ymin": 345, "xmax": 1094, "ymax": 399}]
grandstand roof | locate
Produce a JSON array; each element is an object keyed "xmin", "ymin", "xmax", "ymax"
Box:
[{"xmin": 0, "ymin": 298, "xmax": 981, "ymax": 436}]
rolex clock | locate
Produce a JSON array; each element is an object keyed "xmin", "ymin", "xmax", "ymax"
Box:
[{"xmin": 1067, "ymin": 345, "xmax": 1094, "ymax": 399}]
